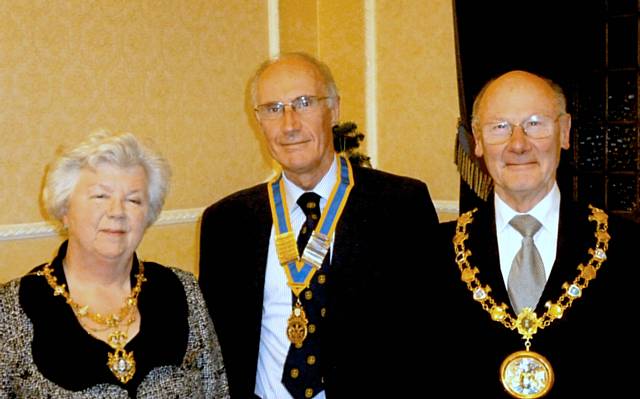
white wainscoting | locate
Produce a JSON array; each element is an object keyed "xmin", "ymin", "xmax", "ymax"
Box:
[{"xmin": 0, "ymin": 200, "xmax": 459, "ymax": 241}]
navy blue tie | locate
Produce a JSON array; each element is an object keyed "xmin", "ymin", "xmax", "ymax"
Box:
[{"xmin": 282, "ymin": 192, "xmax": 327, "ymax": 399}]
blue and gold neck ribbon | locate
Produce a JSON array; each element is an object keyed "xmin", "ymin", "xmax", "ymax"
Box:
[{"xmin": 268, "ymin": 155, "xmax": 354, "ymax": 297}]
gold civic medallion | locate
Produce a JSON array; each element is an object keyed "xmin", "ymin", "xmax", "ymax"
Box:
[
  {"xmin": 452, "ymin": 206, "xmax": 610, "ymax": 397},
  {"xmin": 500, "ymin": 350, "xmax": 554, "ymax": 398}
]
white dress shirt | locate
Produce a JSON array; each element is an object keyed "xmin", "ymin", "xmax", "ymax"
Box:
[
  {"xmin": 254, "ymin": 157, "xmax": 337, "ymax": 399},
  {"xmin": 495, "ymin": 184, "xmax": 561, "ymax": 288}
]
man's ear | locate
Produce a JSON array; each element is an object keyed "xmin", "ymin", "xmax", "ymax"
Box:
[
  {"xmin": 473, "ymin": 127, "xmax": 484, "ymax": 157},
  {"xmin": 559, "ymin": 113, "xmax": 571, "ymax": 150},
  {"xmin": 330, "ymin": 97, "xmax": 340, "ymax": 125}
]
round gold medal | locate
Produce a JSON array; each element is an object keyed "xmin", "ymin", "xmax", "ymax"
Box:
[{"xmin": 500, "ymin": 350, "xmax": 554, "ymax": 398}]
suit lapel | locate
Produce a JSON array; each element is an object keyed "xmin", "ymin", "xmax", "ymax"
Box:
[
  {"xmin": 325, "ymin": 167, "xmax": 360, "ymax": 273},
  {"xmin": 537, "ymin": 200, "xmax": 590, "ymax": 310},
  {"xmin": 467, "ymin": 201, "xmax": 597, "ymax": 317},
  {"xmin": 251, "ymin": 185, "xmax": 275, "ymax": 343}
]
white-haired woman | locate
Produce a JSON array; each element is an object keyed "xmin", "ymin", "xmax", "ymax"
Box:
[{"xmin": 0, "ymin": 131, "xmax": 228, "ymax": 398}]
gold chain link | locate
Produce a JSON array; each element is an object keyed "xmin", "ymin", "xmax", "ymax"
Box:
[
  {"xmin": 37, "ymin": 260, "xmax": 146, "ymax": 330},
  {"xmin": 453, "ymin": 205, "xmax": 609, "ymax": 340}
]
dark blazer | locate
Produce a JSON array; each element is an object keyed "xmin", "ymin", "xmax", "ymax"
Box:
[
  {"xmin": 437, "ymin": 197, "xmax": 639, "ymax": 398},
  {"xmin": 199, "ymin": 165, "xmax": 439, "ymax": 398}
]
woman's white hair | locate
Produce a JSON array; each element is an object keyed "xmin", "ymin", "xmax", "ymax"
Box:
[{"xmin": 42, "ymin": 130, "xmax": 171, "ymax": 227}]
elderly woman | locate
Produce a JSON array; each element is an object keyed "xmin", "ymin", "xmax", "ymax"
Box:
[{"xmin": 0, "ymin": 131, "xmax": 228, "ymax": 398}]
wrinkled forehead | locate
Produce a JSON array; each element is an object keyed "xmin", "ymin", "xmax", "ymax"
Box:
[{"xmin": 478, "ymin": 73, "xmax": 558, "ymax": 121}]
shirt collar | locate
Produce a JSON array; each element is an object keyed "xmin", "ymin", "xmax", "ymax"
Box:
[
  {"xmin": 495, "ymin": 183, "xmax": 561, "ymax": 234},
  {"xmin": 282, "ymin": 154, "xmax": 338, "ymax": 210}
]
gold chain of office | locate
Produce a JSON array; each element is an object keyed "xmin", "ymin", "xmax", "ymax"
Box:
[
  {"xmin": 39, "ymin": 261, "xmax": 145, "ymax": 328},
  {"xmin": 452, "ymin": 205, "xmax": 609, "ymax": 341},
  {"xmin": 37, "ymin": 260, "xmax": 146, "ymax": 384}
]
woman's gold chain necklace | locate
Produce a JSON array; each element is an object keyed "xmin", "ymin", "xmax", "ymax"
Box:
[
  {"xmin": 452, "ymin": 205, "xmax": 610, "ymax": 398},
  {"xmin": 37, "ymin": 260, "xmax": 146, "ymax": 384}
]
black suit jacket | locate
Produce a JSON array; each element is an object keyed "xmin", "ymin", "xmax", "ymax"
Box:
[
  {"xmin": 437, "ymin": 197, "xmax": 639, "ymax": 397},
  {"xmin": 199, "ymin": 165, "xmax": 439, "ymax": 398}
]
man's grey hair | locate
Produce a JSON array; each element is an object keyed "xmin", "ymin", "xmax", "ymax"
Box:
[{"xmin": 249, "ymin": 52, "xmax": 340, "ymax": 107}]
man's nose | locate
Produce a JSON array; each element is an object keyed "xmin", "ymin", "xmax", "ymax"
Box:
[
  {"xmin": 507, "ymin": 124, "xmax": 531, "ymax": 151},
  {"xmin": 281, "ymin": 105, "xmax": 301, "ymax": 131}
]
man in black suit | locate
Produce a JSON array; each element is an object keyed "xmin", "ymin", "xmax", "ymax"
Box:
[
  {"xmin": 199, "ymin": 52, "xmax": 438, "ymax": 398},
  {"xmin": 439, "ymin": 70, "xmax": 639, "ymax": 397}
]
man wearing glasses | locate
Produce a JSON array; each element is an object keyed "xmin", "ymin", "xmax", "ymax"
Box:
[
  {"xmin": 199, "ymin": 52, "xmax": 438, "ymax": 398},
  {"xmin": 437, "ymin": 70, "xmax": 639, "ymax": 397}
]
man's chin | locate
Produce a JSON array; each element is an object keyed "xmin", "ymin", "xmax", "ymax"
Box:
[
  {"xmin": 279, "ymin": 153, "xmax": 314, "ymax": 168},
  {"xmin": 503, "ymin": 175, "xmax": 541, "ymax": 193}
]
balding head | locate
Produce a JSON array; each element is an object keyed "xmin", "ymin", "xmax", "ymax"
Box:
[
  {"xmin": 250, "ymin": 52, "xmax": 339, "ymax": 107},
  {"xmin": 470, "ymin": 70, "xmax": 572, "ymax": 212},
  {"xmin": 472, "ymin": 70, "xmax": 566, "ymax": 131}
]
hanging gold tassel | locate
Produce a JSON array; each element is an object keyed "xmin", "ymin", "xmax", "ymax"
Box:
[{"xmin": 454, "ymin": 121, "xmax": 492, "ymax": 201}]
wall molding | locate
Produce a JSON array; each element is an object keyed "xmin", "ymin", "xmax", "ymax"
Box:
[
  {"xmin": 0, "ymin": 201, "xmax": 459, "ymax": 241},
  {"xmin": 267, "ymin": 0, "xmax": 279, "ymax": 57},
  {"xmin": 0, "ymin": 208, "xmax": 206, "ymax": 242},
  {"xmin": 433, "ymin": 199, "xmax": 459, "ymax": 215},
  {"xmin": 364, "ymin": 0, "xmax": 378, "ymax": 167}
]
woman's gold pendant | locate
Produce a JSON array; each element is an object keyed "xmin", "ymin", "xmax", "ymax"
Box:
[
  {"xmin": 107, "ymin": 349, "xmax": 136, "ymax": 384},
  {"xmin": 107, "ymin": 330, "xmax": 136, "ymax": 383},
  {"xmin": 107, "ymin": 348, "xmax": 136, "ymax": 384},
  {"xmin": 500, "ymin": 350, "xmax": 554, "ymax": 398}
]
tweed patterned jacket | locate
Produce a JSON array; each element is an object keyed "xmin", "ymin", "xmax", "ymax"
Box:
[{"xmin": 0, "ymin": 261, "xmax": 229, "ymax": 399}]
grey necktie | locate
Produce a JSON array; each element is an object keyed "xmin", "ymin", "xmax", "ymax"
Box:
[{"xmin": 507, "ymin": 214, "xmax": 546, "ymax": 315}]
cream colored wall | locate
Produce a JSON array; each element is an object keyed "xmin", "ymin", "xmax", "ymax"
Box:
[
  {"xmin": 279, "ymin": 0, "xmax": 459, "ymax": 212},
  {"xmin": 0, "ymin": 0, "xmax": 459, "ymax": 283},
  {"xmin": 0, "ymin": 1, "xmax": 271, "ymax": 282},
  {"xmin": 377, "ymin": 1, "xmax": 459, "ymax": 202},
  {"xmin": 317, "ymin": 1, "xmax": 367, "ymax": 131},
  {"xmin": 279, "ymin": 1, "xmax": 366, "ymax": 129}
]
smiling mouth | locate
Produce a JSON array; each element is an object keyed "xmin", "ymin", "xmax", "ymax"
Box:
[
  {"xmin": 507, "ymin": 161, "xmax": 536, "ymax": 167},
  {"xmin": 282, "ymin": 140, "xmax": 310, "ymax": 146},
  {"xmin": 102, "ymin": 229, "xmax": 126, "ymax": 234}
]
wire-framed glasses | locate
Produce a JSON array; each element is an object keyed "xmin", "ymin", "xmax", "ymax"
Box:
[
  {"xmin": 254, "ymin": 95, "xmax": 333, "ymax": 120},
  {"xmin": 480, "ymin": 114, "xmax": 564, "ymax": 144}
]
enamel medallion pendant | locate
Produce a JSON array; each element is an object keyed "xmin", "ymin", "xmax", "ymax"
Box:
[
  {"xmin": 286, "ymin": 301, "xmax": 309, "ymax": 347},
  {"xmin": 500, "ymin": 350, "xmax": 554, "ymax": 398}
]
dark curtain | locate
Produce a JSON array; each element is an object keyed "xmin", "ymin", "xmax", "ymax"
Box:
[{"xmin": 452, "ymin": 0, "xmax": 624, "ymax": 215}]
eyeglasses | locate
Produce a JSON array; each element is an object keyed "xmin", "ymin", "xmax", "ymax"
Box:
[
  {"xmin": 254, "ymin": 95, "xmax": 333, "ymax": 120},
  {"xmin": 480, "ymin": 114, "xmax": 563, "ymax": 145}
]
